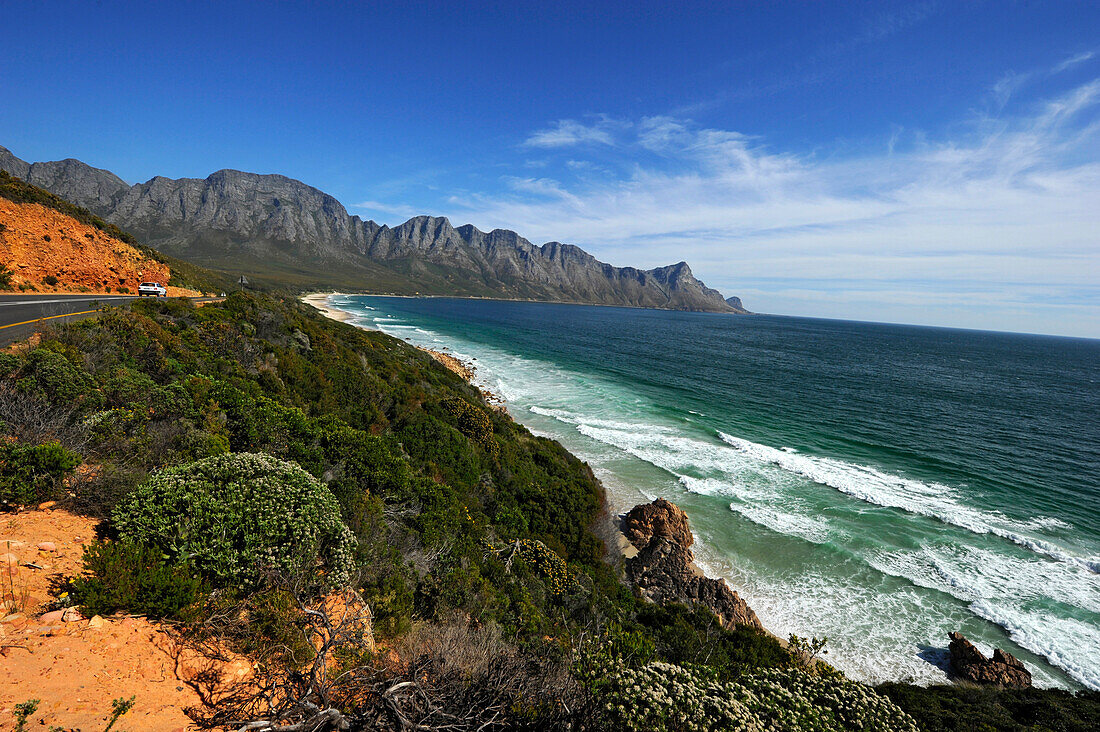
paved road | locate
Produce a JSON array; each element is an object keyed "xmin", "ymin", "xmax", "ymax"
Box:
[{"xmin": 0, "ymin": 294, "xmax": 218, "ymax": 346}]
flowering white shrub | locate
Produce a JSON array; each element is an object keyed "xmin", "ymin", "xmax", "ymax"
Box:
[{"xmin": 579, "ymin": 657, "xmax": 919, "ymax": 732}]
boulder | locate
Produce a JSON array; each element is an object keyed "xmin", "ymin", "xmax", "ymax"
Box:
[
  {"xmin": 39, "ymin": 609, "xmax": 65, "ymax": 624},
  {"xmin": 37, "ymin": 541, "xmax": 57, "ymax": 552},
  {"xmin": 626, "ymin": 536, "xmax": 761, "ymax": 630},
  {"xmin": 1, "ymin": 612, "xmax": 28, "ymax": 629},
  {"xmin": 948, "ymin": 632, "xmax": 1032, "ymax": 688},
  {"xmin": 623, "ymin": 498, "xmax": 694, "ymax": 550},
  {"xmin": 62, "ymin": 607, "xmax": 85, "ymax": 622}
]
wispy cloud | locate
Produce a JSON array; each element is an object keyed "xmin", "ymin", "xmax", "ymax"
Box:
[
  {"xmin": 1054, "ymin": 50, "xmax": 1096, "ymax": 73},
  {"xmin": 442, "ymin": 75, "xmax": 1100, "ymax": 337},
  {"xmin": 523, "ymin": 117, "xmax": 622, "ymax": 148},
  {"xmin": 354, "ymin": 199, "xmax": 419, "ymax": 219}
]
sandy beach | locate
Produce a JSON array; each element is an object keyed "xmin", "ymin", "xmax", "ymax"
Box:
[{"xmin": 301, "ymin": 292, "xmax": 353, "ymax": 322}]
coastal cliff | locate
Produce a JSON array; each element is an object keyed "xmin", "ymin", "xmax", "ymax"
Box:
[{"xmin": 0, "ymin": 145, "xmax": 747, "ymax": 313}]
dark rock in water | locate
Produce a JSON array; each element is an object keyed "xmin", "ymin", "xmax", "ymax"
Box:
[
  {"xmin": 623, "ymin": 498, "xmax": 694, "ymax": 551},
  {"xmin": 623, "ymin": 498, "xmax": 761, "ymax": 630},
  {"xmin": 627, "ymin": 537, "xmax": 761, "ymax": 629},
  {"xmin": 947, "ymin": 631, "xmax": 1032, "ymax": 688}
]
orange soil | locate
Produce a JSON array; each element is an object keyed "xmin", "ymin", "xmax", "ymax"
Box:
[
  {"xmin": 0, "ymin": 198, "xmax": 200, "ymax": 297},
  {"xmin": 0, "ymin": 507, "xmax": 236, "ymax": 732}
]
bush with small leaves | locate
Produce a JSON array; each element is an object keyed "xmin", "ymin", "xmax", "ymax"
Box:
[
  {"xmin": 14, "ymin": 699, "xmax": 38, "ymax": 732},
  {"xmin": 111, "ymin": 452, "xmax": 357, "ymax": 589},
  {"xmin": 516, "ymin": 538, "xmax": 572, "ymax": 597},
  {"xmin": 16, "ymin": 348, "xmax": 99, "ymax": 406},
  {"xmin": 0, "ymin": 441, "xmax": 81, "ymax": 509},
  {"xmin": 441, "ymin": 396, "xmax": 499, "ymax": 460},
  {"xmin": 69, "ymin": 540, "xmax": 206, "ymax": 620}
]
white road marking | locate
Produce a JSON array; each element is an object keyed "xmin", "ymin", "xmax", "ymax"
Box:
[{"xmin": 0, "ymin": 297, "xmax": 135, "ymax": 307}]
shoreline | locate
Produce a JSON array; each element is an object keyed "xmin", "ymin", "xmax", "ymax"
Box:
[
  {"xmin": 302, "ymin": 291, "xmax": 1083, "ymax": 690},
  {"xmin": 301, "ymin": 292, "xmax": 353, "ymax": 322},
  {"xmin": 305, "ymin": 290, "xmax": 750, "ymax": 315}
]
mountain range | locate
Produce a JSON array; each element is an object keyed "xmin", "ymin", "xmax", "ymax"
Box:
[{"xmin": 0, "ymin": 145, "xmax": 746, "ymax": 313}]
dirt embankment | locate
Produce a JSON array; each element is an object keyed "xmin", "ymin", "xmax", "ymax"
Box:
[
  {"xmin": 0, "ymin": 507, "xmax": 238, "ymax": 732},
  {"xmin": 0, "ymin": 198, "xmax": 199, "ymax": 297}
]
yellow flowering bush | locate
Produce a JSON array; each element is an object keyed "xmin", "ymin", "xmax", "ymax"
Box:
[{"xmin": 516, "ymin": 538, "xmax": 571, "ymax": 597}]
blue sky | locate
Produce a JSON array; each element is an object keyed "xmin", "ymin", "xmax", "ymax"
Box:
[{"xmin": 2, "ymin": 1, "xmax": 1098, "ymax": 337}]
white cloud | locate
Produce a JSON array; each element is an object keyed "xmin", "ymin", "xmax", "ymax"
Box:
[
  {"xmin": 441, "ymin": 77, "xmax": 1100, "ymax": 337},
  {"xmin": 353, "ymin": 200, "xmax": 418, "ymax": 219},
  {"xmin": 523, "ymin": 118, "xmax": 621, "ymax": 148},
  {"xmin": 1054, "ymin": 50, "xmax": 1096, "ymax": 73}
]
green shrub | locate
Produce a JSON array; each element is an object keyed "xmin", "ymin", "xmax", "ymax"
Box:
[
  {"xmin": 635, "ymin": 603, "xmax": 794, "ymax": 676},
  {"xmin": 69, "ymin": 540, "xmax": 206, "ymax": 620},
  {"xmin": 0, "ymin": 441, "xmax": 81, "ymax": 509},
  {"xmin": 878, "ymin": 682, "xmax": 1100, "ymax": 732},
  {"xmin": 111, "ymin": 452, "xmax": 357, "ymax": 588},
  {"xmin": 0, "ymin": 352, "xmax": 19, "ymax": 377},
  {"xmin": 515, "ymin": 538, "xmax": 571, "ymax": 598},
  {"xmin": 441, "ymin": 396, "xmax": 499, "ymax": 460},
  {"xmin": 0, "ymin": 264, "xmax": 13, "ymax": 290},
  {"xmin": 16, "ymin": 348, "xmax": 99, "ymax": 405},
  {"xmin": 43, "ymin": 274, "xmax": 58, "ymax": 286}
]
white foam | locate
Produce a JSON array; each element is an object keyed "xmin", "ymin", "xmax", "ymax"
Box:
[
  {"xmin": 970, "ymin": 600, "xmax": 1100, "ymax": 690},
  {"xmin": 717, "ymin": 432, "xmax": 1100, "ymax": 574},
  {"xmin": 868, "ymin": 545, "xmax": 1100, "ymax": 614}
]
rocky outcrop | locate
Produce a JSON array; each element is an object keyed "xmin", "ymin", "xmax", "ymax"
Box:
[
  {"xmin": 726, "ymin": 295, "xmax": 749, "ymax": 313},
  {"xmin": 624, "ymin": 499, "xmax": 761, "ymax": 630},
  {"xmin": 0, "ymin": 145, "xmax": 746, "ymax": 312},
  {"xmin": 947, "ymin": 632, "xmax": 1032, "ymax": 688},
  {"xmin": 623, "ymin": 497, "xmax": 694, "ymax": 551}
]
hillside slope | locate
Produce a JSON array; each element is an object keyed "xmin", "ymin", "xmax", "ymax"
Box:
[
  {"xmin": 0, "ymin": 146, "xmax": 748, "ymax": 312},
  {"xmin": 0, "ymin": 178, "xmax": 200, "ymax": 296}
]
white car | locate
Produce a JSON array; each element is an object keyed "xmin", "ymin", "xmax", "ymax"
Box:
[{"xmin": 137, "ymin": 282, "xmax": 167, "ymax": 297}]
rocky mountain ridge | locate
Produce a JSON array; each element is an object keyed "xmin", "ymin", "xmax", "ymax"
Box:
[{"xmin": 0, "ymin": 146, "xmax": 747, "ymax": 313}]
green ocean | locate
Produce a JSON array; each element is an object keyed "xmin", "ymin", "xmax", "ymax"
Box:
[{"xmin": 328, "ymin": 294, "xmax": 1100, "ymax": 690}]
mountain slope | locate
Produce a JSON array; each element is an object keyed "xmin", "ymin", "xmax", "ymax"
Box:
[{"xmin": 0, "ymin": 146, "xmax": 748, "ymax": 312}]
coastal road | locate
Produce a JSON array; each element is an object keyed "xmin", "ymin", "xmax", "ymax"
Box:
[{"xmin": 0, "ymin": 294, "xmax": 220, "ymax": 346}]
